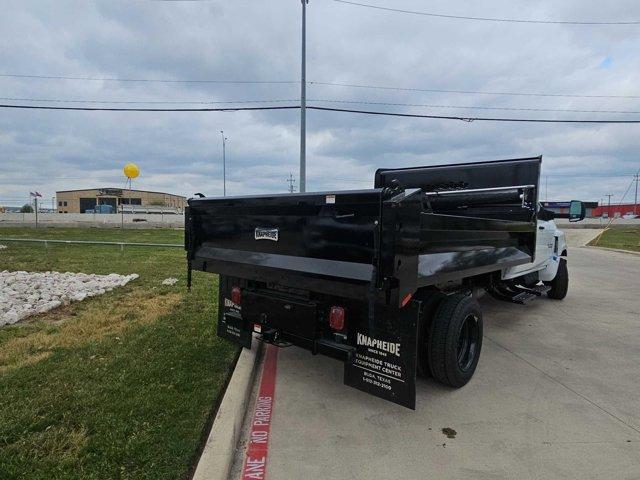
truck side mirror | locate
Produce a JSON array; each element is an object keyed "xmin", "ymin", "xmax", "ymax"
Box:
[{"xmin": 569, "ymin": 200, "xmax": 586, "ymax": 222}]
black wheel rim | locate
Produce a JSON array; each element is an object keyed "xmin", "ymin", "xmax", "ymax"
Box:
[{"xmin": 457, "ymin": 314, "xmax": 479, "ymax": 372}]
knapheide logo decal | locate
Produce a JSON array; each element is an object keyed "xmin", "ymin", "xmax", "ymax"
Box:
[
  {"xmin": 224, "ymin": 298, "xmax": 241, "ymax": 309},
  {"xmin": 254, "ymin": 227, "xmax": 279, "ymax": 242},
  {"xmin": 357, "ymin": 332, "xmax": 401, "ymax": 357}
]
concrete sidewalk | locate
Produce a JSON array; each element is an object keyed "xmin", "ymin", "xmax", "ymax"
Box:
[
  {"xmin": 233, "ymin": 233, "xmax": 640, "ymax": 479},
  {"xmin": 564, "ymin": 228, "xmax": 601, "ymax": 247}
]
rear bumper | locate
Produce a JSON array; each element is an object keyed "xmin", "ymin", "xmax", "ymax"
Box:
[{"xmin": 217, "ymin": 274, "xmax": 421, "ymax": 410}]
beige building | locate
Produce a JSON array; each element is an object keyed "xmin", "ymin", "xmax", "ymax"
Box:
[{"xmin": 56, "ymin": 188, "xmax": 186, "ymax": 214}]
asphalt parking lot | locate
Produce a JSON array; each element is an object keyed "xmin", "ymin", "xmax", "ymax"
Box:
[{"xmin": 233, "ymin": 232, "xmax": 640, "ymax": 479}]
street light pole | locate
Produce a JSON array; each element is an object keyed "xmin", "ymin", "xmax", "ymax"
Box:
[
  {"xmin": 220, "ymin": 130, "xmax": 227, "ymax": 196},
  {"xmin": 299, "ymin": 0, "xmax": 308, "ymax": 193}
]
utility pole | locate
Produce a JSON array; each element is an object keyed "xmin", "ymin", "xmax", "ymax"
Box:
[
  {"xmin": 299, "ymin": 0, "xmax": 309, "ymax": 193},
  {"xmin": 287, "ymin": 172, "xmax": 296, "ymax": 193},
  {"xmin": 604, "ymin": 194, "xmax": 613, "ymax": 218},
  {"xmin": 545, "ymin": 175, "xmax": 548, "ymax": 201},
  {"xmin": 634, "ymin": 172, "xmax": 639, "ymax": 216},
  {"xmin": 220, "ymin": 130, "xmax": 227, "ymax": 196}
]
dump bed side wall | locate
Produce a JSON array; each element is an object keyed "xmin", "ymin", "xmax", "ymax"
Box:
[
  {"xmin": 376, "ymin": 157, "xmax": 542, "ymax": 286},
  {"xmin": 375, "ymin": 156, "xmax": 541, "ymax": 196}
]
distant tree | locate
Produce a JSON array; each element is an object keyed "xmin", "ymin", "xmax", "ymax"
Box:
[{"xmin": 20, "ymin": 204, "xmax": 33, "ymax": 213}]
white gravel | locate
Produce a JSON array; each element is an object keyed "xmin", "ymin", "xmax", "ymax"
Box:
[{"xmin": 0, "ymin": 271, "xmax": 139, "ymax": 326}]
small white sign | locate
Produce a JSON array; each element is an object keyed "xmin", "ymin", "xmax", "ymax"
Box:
[{"xmin": 326, "ymin": 194, "xmax": 336, "ymax": 204}]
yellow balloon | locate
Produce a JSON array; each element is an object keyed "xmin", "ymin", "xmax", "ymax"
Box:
[{"xmin": 123, "ymin": 163, "xmax": 140, "ymax": 179}]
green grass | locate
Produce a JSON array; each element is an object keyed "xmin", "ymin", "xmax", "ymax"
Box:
[
  {"xmin": 588, "ymin": 227, "xmax": 640, "ymax": 252},
  {"xmin": 0, "ymin": 226, "xmax": 182, "ymax": 244},
  {"xmin": 0, "ymin": 227, "xmax": 238, "ymax": 480}
]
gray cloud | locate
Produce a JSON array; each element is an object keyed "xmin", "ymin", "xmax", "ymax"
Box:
[{"xmin": 1, "ymin": 0, "xmax": 639, "ymax": 206}]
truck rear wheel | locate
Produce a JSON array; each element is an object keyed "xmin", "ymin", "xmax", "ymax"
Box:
[
  {"xmin": 544, "ymin": 257, "xmax": 568, "ymax": 300},
  {"xmin": 428, "ymin": 294, "xmax": 483, "ymax": 388},
  {"xmin": 416, "ymin": 292, "xmax": 445, "ymax": 377}
]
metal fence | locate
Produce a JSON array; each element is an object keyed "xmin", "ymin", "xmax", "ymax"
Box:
[
  {"xmin": 0, "ymin": 212, "xmax": 184, "ymax": 228},
  {"xmin": 0, "ymin": 237, "xmax": 182, "ymax": 252}
]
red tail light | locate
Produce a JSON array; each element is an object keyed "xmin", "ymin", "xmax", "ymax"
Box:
[
  {"xmin": 231, "ymin": 286, "xmax": 242, "ymax": 305},
  {"xmin": 329, "ymin": 306, "xmax": 345, "ymax": 331}
]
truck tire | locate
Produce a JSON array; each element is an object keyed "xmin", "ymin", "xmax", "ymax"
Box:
[
  {"xmin": 428, "ymin": 294, "xmax": 483, "ymax": 388},
  {"xmin": 544, "ymin": 257, "xmax": 568, "ymax": 300},
  {"xmin": 416, "ymin": 292, "xmax": 445, "ymax": 377}
]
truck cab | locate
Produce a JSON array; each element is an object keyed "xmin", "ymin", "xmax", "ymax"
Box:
[{"xmin": 503, "ymin": 200, "xmax": 584, "ymax": 285}]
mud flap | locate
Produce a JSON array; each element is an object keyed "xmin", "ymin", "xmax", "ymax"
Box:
[
  {"xmin": 217, "ymin": 277, "xmax": 252, "ymax": 349},
  {"xmin": 343, "ymin": 301, "xmax": 420, "ymax": 409}
]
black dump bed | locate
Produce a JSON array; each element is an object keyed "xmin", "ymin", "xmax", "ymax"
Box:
[{"xmin": 186, "ymin": 157, "xmax": 541, "ymax": 307}]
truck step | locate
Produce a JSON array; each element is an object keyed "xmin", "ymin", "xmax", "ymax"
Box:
[
  {"xmin": 511, "ymin": 291, "xmax": 539, "ymax": 304},
  {"xmin": 488, "ymin": 283, "xmax": 550, "ymax": 304},
  {"xmin": 529, "ymin": 284, "xmax": 551, "ymax": 295}
]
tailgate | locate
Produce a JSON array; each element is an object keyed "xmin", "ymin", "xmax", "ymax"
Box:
[{"xmin": 186, "ymin": 189, "xmax": 384, "ymax": 295}]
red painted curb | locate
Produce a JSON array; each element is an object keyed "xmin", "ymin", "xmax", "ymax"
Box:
[{"xmin": 242, "ymin": 344, "xmax": 278, "ymax": 480}]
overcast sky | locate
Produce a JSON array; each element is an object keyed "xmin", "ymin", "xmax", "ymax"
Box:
[{"xmin": 1, "ymin": 0, "xmax": 639, "ymax": 206}]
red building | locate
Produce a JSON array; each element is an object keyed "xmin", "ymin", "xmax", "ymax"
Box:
[{"xmin": 593, "ymin": 203, "xmax": 640, "ymax": 218}]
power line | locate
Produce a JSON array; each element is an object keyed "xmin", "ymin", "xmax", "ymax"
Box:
[
  {"xmin": 4, "ymin": 173, "xmax": 632, "ymax": 182},
  {"xmin": 4, "ymin": 73, "xmax": 638, "ymax": 99},
  {"xmin": 0, "ymin": 73, "xmax": 298, "ymax": 84},
  {"xmin": 307, "ymin": 106, "xmax": 640, "ymax": 124},
  {"xmin": 0, "ymin": 96, "xmax": 297, "ymax": 105},
  {"xmin": 5, "ymin": 96, "xmax": 640, "ymax": 114},
  {"xmin": 309, "ymin": 81, "xmax": 640, "ymax": 100},
  {"xmin": 0, "ymin": 104, "xmax": 299, "ymax": 112},
  {"xmin": 617, "ymin": 168, "xmax": 640, "ymax": 204},
  {"xmin": 333, "ymin": 0, "xmax": 640, "ymax": 25},
  {"xmin": 3, "ymin": 102, "xmax": 640, "ymax": 123},
  {"xmin": 308, "ymin": 99, "xmax": 640, "ymax": 115}
]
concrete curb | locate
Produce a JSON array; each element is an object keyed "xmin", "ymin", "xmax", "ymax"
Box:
[
  {"xmin": 586, "ymin": 245, "xmax": 640, "ymax": 256},
  {"xmin": 192, "ymin": 339, "xmax": 263, "ymax": 480}
]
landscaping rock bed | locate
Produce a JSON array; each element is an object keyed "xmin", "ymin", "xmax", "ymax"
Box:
[{"xmin": 0, "ymin": 271, "xmax": 139, "ymax": 326}]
